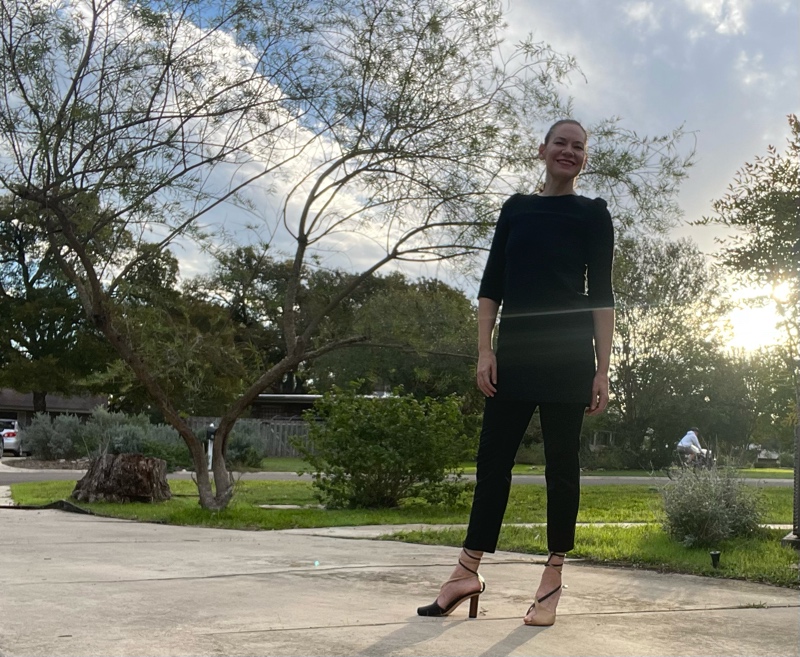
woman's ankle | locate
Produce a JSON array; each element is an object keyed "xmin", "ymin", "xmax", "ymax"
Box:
[{"xmin": 460, "ymin": 548, "xmax": 483, "ymax": 569}]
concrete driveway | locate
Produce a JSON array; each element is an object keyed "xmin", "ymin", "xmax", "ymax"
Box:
[{"xmin": 0, "ymin": 508, "xmax": 797, "ymax": 657}]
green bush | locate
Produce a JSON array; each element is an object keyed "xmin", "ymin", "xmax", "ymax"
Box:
[
  {"xmin": 296, "ymin": 385, "xmax": 475, "ymax": 508},
  {"xmin": 84, "ymin": 408, "xmax": 150, "ymax": 454},
  {"xmin": 226, "ymin": 421, "xmax": 268, "ymax": 468},
  {"xmin": 141, "ymin": 425, "xmax": 193, "ymax": 471},
  {"xmin": 778, "ymin": 451, "xmax": 794, "ymax": 469},
  {"xmin": 717, "ymin": 449, "xmax": 756, "ymax": 468},
  {"xmin": 661, "ymin": 467, "xmax": 764, "ymax": 547},
  {"xmin": 22, "ymin": 413, "xmax": 84, "ymax": 460},
  {"xmin": 580, "ymin": 446, "xmax": 641, "ymax": 471},
  {"xmin": 515, "ymin": 443, "xmax": 545, "ymax": 465},
  {"xmin": 23, "ymin": 408, "xmax": 192, "ymax": 470}
]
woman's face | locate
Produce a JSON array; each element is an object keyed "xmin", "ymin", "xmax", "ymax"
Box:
[{"xmin": 538, "ymin": 123, "xmax": 587, "ymax": 181}]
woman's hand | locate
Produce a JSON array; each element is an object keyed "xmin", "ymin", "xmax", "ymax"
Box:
[
  {"xmin": 476, "ymin": 349, "xmax": 497, "ymax": 397},
  {"xmin": 586, "ymin": 372, "xmax": 609, "ymax": 415}
]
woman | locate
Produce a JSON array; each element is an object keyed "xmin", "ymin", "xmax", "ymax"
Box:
[{"xmin": 417, "ymin": 119, "xmax": 615, "ymax": 626}]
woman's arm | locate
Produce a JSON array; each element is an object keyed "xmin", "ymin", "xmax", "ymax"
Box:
[
  {"xmin": 587, "ymin": 304, "xmax": 615, "ymax": 416},
  {"xmin": 476, "ymin": 197, "xmax": 515, "ymax": 397},
  {"xmin": 477, "ymin": 297, "xmax": 500, "ymax": 397},
  {"xmin": 586, "ymin": 199, "xmax": 615, "ymax": 415}
]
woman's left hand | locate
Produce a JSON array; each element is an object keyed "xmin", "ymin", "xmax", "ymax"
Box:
[{"xmin": 586, "ymin": 372, "xmax": 609, "ymax": 416}]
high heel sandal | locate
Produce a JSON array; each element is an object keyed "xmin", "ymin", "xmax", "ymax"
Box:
[
  {"xmin": 417, "ymin": 550, "xmax": 486, "ymax": 618},
  {"xmin": 523, "ymin": 552, "xmax": 565, "ymax": 627}
]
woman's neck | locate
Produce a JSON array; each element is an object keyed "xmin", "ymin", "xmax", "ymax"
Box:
[{"xmin": 539, "ymin": 178, "xmax": 576, "ymax": 196}]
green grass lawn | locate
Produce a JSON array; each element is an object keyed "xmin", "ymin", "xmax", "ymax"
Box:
[
  {"xmin": 735, "ymin": 468, "xmax": 796, "ymax": 479},
  {"xmin": 11, "ymin": 479, "xmax": 797, "ymax": 588},
  {"xmin": 262, "ymin": 457, "xmax": 794, "ymax": 479},
  {"xmin": 11, "ymin": 479, "xmax": 794, "ymax": 526},
  {"xmin": 388, "ymin": 525, "xmax": 799, "ymax": 589}
]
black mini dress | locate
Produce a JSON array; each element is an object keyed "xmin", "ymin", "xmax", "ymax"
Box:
[{"xmin": 478, "ymin": 193, "xmax": 615, "ymax": 403}]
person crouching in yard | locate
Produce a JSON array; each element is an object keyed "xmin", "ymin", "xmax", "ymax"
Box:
[{"xmin": 417, "ymin": 119, "xmax": 615, "ymax": 626}]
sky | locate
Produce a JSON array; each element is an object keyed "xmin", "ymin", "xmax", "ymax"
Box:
[
  {"xmin": 64, "ymin": 0, "xmax": 796, "ymax": 351},
  {"xmin": 167, "ymin": 0, "xmax": 797, "ymax": 350},
  {"xmin": 483, "ymin": 0, "xmax": 799, "ymax": 349},
  {"xmin": 496, "ymin": 6, "xmax": 796, "ymax": 219}
]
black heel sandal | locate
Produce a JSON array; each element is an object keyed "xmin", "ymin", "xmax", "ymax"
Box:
[
  {"xmin": 523, "ymin": 552, "xmax": 565, "ymax": 627},
  {"xmin": 417, "ymin": 550, "xmax": 485, "ymax": 618}
]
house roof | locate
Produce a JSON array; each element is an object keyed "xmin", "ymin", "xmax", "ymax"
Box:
[
  {"xmin": 255, "ymin": 394, "xmax": 323, "ymax": 403},
  {"xmin": 0, "ymin": 388, "xmax": 107, "ymax": 414}
]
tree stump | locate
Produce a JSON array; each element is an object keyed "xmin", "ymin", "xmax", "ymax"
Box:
[{"xmin": 72, "ymin": 454, "xmax": 172, "ymax": 503}]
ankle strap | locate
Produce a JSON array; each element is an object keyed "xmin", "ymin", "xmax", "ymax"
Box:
[
  {"xmin": 545, "ymin": 552, "xmax": 566, "ymax": 569},
  {"xmin": 462, "ymin": 548, "xmax": 482, "ymax": 561},
  {"xmin": 458, "ymin": 548, "xmax": 481, "ymax": 575},
  {"xmin": 458, "ymin": 559, "xmax": 478, "ymax": 575}
]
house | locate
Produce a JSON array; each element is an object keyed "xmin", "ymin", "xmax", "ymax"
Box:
[
  {"xmin": 248, "ymin": 394, "xmax": 323, "ymax": 420},
  {"xmin": 756, "ymin": 449, "xmax": 781, "ymax": 468},
  {"xmin": 587, "ymin": 429, "xmax": 615, "ymax": 452},
  {"xmin": 0, "ymin": 388, "xmax": 107, "ymax": 426}
]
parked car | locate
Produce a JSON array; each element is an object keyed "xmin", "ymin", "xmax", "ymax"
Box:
[{"xmin": 0, "ymin": 419, "xmax": 22, "ymax": 456}]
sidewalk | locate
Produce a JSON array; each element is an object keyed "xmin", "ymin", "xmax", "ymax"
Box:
[{"xmin": 0, "ymin": 508, "xmax": 797, "ymax": 656}]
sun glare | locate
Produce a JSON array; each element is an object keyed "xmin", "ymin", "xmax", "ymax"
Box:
[
  {"xmin": 727, "ymin": 305, "xmax": 782, "ymax": 351},
  {"xmin": 724, "ymin": 279, "xmax": 793, "ymax": 351},
  {"xmin": 771, "ymin": 280, "xmax": 792, "ymax": 304}
]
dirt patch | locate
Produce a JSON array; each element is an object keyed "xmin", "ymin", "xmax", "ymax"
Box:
[{"xmin": 2, "ymin": 458, "xmax": 90, "ymax": 470}]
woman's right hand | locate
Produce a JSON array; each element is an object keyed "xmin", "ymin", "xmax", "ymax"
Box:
[{"xmin": 476, "ymin": 350, "xmax": 497, "ymax": 397}]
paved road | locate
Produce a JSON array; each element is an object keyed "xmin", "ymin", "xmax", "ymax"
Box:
[{"xmin": 0, "ymin": 462, "xmax": 793, "ymax": 487}]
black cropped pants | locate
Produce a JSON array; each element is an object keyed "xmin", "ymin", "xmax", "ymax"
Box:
[{"xmin": 463, "ymin": 398, "xmax": 585, "ymax": 554}]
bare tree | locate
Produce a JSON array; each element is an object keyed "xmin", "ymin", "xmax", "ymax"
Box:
[{"xmin": 0, "ymin": 0, "xmax": 693, "ymax": 509}]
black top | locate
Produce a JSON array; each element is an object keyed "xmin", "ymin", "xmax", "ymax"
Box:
[{"xmin": 478, "ymin": 193, "xmax": 615, "ymax": 403}]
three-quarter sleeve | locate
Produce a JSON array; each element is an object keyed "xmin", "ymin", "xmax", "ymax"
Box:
[
  {"xmin": 586, "ymin": 198, "xmax": 615, "ymax": 309},
  {"xmin": 477, "ymin": 195, "xmax": 515, "ymax": 303}
]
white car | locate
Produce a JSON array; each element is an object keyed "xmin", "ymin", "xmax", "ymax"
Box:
[{"xmin": 1, "ymin": 419, "xmax": 22, "ymax": 456}]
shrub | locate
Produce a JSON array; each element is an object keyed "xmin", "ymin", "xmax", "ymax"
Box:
[
  {"xmin": 141, "ymin": 424, "xmax": 193, "ymax": 471},
  {"xmin": 717, "ymin": 448, "xmax": 756, "ymax": 468},
  {"xmin": 226, "ymin": 420, "xmax": 268, "ymax": 468},
  {"xmin": 515, "ymin": 443, "xmax": 545, "ymax": 466},
  {"xmin": 84, "ymin": 408, "xmax": 151, "ymax": 455},
  {"xmin": 22, "ymin": 413, "xmax": 83, "ymax": 460},
  {"xmin": 778, "ymin": 451, "xmax": 794, "ymax": 469},
  {"xmin": 20, "ymin": 409, "xmax": 192, "ymax": 469},
  {"xmin": 296, "ymin": 385, "xmax": 475, "ymax": 508},
  {"xmin": 580, "ymin": 446, "xmax": 641, "ymax": 471},
  {"xmin": 661, "ymin": 467, "xmax": 764, "ymax": 547}
]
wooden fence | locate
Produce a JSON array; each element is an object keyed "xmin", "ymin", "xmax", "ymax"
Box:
[{"xmin": 188, "ymin": 417, "xmax": 311, "ymax": 458}]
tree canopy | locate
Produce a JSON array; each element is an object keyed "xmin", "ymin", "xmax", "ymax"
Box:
[
  {"xmin": 699, "ymin": 114, "xmax": 799, "ymax": 475},
  {"xmin": 0, "ymin": 0, "xmax": 694, "ymax": 508},
  {"xmin": 602, "ymin": 235, "xmax": 729, "ymax": 454},
  {"xmin": 0, "ymin": 197, "xmax": 110, "ymax": 410}
]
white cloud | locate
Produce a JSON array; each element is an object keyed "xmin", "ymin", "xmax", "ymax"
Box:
[
  {"xmin": 624, "ymin": 2, "xmax": 662, "ymax": 33},
  {"xmin": 681, "ymin": 0, "xmax": 750, "ymax": 35},
  {"xmin": 734, "ymin": 50, "xmax": 770, "ymax": 87}
]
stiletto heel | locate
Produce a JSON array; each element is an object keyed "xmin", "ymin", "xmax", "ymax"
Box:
[
  {"xmin": 417, "ymin": 550, "xmax": 485, "ymax": 618},
  {"xmin": 524, "ymin": 552, "xmax": 565, "ymax": 627}
]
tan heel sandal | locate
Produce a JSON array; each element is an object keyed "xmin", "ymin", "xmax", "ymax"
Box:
[
  {"xmin": 524, "ymin": 552, "xmax": 564, "ymax": 627},
  {"xmin": 417, "ymin": 550, "xmax": 485, "ymax": 619}
]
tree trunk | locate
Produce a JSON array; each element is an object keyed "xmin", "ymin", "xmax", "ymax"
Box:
[
  {"xmin": 72, "ymin": 454, "xmax": 171, "ymax": 503},
  {"xmin": 32, "ymin": 391, "xmax": 47, "ymax": 413}
]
